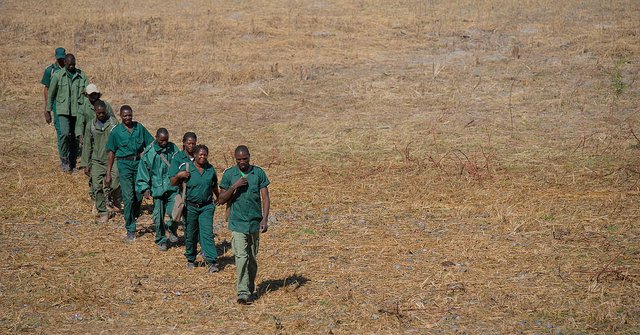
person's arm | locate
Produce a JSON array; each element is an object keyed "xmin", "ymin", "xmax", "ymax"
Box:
[
  {"xmin": 135, "ymin": 152, "xmax": 151, "ymax": 197},
  {"xmin": 212, "ymin": 172, "xmax": 220, "ymax": 200},
  {"xmin": 259, "ymin": 187, "xmax": 270, "ymax": 233},
  {"xmin": 75, "ymin": 104, "xmax": 86, "ymax": 143},
  {"xmin": 46, "ymin": 71, "xmax": 58, "ymax": 114},
  {"xmin": 43, "ymin": 86, "xmax": 52, "ymax": 124},
  {"xmin": 105, "ymin": 151, "xmax": 115, "ymax": 186},
  {"xmin": 80, "ymin": 123, "xmax": 92, "ymax": 173},
  {"xmin": 217, "ymin": 177, "xmax": 247, "ymax": 205},
  {"xmin": 170, "ymin": 163, "xmax": 190, "ymax": 187}
]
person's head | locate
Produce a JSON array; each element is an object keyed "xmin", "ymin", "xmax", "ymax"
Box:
[
  {"xmin": 94, "ymin": 100, "xmax": 108, "ymax": 122},
  {"xmin": 156, "ymin": 128, "xmax": 169, "ymax": 148},
  {"xmin": 85, "ymin": 84, "xmax": 101, "ymax": 104},
  {"xmin": 55, "ymin": 47, "xmax": 66, "ymax": 67},
  {"xmin": 64, "ymin": 54, "xmax": 76, "ymax": 73},
  {"xmin": 194, "ymin": 144, "xmax": 209, "ymax": 166},
  {"xmin": 120, "ymin": 105, "xmax": 133, "ymax": 127},
  {"xmin": 182, "ymin": 132, "xmax": 197, "ymax": 154},
  {"xmin": 234, "ymin": 145, "xmax": 250, "ymax": 171}
]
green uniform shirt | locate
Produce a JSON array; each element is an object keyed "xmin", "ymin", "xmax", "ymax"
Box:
[
  {"xmin": 177, "ymin": 160, "xmax": 218, "ymax": 204},
  {"xmin": 105, "ymin": 122, "xmax": 154, "ymax": 158},
  {"xmin": 80, "ymin": 116, "xmax": 119, "ymax": 168},
  {"xmin": 136, "ymin": 141, "xmax": 180, "ymax": 197},
  {"xmin": 47, "ymin": 68, "xmax": 88, "ymax": 116},
  {"xmin": 41, "ymin": 62, "xmax": 62, "ymax": 87},
  {"xmin": 76, "ymin": 99, "xmax": 115, "ymax": 137},
  {"xmin": 220, "ymin": 165, "xmax": 270, "ymax": 234},
  {"xmin": 168, "ymin": 150, "xmax": 193, "ymax": 178}
]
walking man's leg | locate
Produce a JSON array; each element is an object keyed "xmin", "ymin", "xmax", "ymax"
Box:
[
  {"xmin": 184, "ymin": 206, "xmax": 200, "ymax": 267},
  {"xmin": 198, "ymin": 204, "xmax": 218, "ymax": 272}
]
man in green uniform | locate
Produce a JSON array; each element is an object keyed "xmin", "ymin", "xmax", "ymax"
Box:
[
  {"xmin": 46, "ymin": 53, "xmax": 89, "ymax": 172},
  {"xmin": 77, "ymin": 83, "xmax": 116, "ymax": 200},
  {"xmin": 171, "ymin": 145, "xmax": 219, "ymax": 273},
  {"xmin": 136, "ymin": 128, "xmax": 180, "ymax": 251},
  {"xmin": 41, "ymin": 47, "xmax": 66, "ymax": 167},
  {"xmin": 76, "ymin": 83, "xmax": 115, "ymax": 145},
  {"xmin": 105, "ymin": 105, "xmax": 154, "ymax": 241},
  {"xmin": 79, "ymin": 101, "xmax": 120, "ymax": 223},
  {"xmin": 218, "ymin": 145, "xmax": 271, "ymax": 304}
]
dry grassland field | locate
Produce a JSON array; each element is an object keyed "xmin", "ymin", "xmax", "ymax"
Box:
[{"xmin": 0, "ymin": 0, "xmax": 639, "ymax": 334}]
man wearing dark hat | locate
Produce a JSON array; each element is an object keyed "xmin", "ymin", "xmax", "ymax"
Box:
[
  {"xmin": 47, "ymin": 53, "xmax": 89, "ymax": 173},
  {"xmin": 40, "ymin": 47, "xmax": 66, "ymax": 167}
]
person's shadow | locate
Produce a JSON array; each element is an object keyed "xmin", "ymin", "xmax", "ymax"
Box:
[{"xmin": 255, "ymin": 274, "xmax": 310, "ymax": 301}]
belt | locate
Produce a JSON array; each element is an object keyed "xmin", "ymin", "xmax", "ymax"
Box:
[
  {"xmin": 118, "ymin": 155, "xmax": 141, "ymax": 161},
  {"xmin": 187, "ymin": 200, "xmax": 213, "ymax": 208}
]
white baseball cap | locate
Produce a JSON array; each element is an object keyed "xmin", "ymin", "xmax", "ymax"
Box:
[{"xmin": 85, "ymin": 84, "xmax": 100, "ymax": 95}]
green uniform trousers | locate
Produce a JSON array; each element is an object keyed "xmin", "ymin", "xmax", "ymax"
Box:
[
  {"xmin": 58, "ymin": 115, "xmax": 77, "ymax": 167},
  {"xmin": 118, "ymin": 159, "xmax": 142, "ymax": 233},
  {"xmin": 90, "ymin": 162, "xmax": 120, "ymax": 214},
  {"xmin": 232, "ymin": 231, "xmax": 260, "ymax": 296},
  {"xmin": 184, "ymin": 203, "xmax": 217, "ymax": 263},
  {"xmin": 52, "ymin": 102, "xmax": 64, "ymax": 162},
  {"xmin": 153, "ymin": 193, "xmax": 176, "ymax": 245}
]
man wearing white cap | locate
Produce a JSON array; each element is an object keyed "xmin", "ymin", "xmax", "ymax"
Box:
[
  {"xmin": 77, "ymin": 83, "xmax": 116, "ymax": 200},
  {"xmin": 76, "ymin": 83, "xmax": 115, "ymax": 143}
]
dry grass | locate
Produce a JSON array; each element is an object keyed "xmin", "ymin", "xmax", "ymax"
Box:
[{"xmin": 1, "ymin": 0, "xmax": 639, "ymax": 333}]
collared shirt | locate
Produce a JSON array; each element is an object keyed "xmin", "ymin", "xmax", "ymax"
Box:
[
  {"xmin": 136, "ymin": 141, "xmax": 180, "ymax": 197},
  {"xmin": 80, "ymin": 115, "xmax": 119, "ymax": 167},
  {"xmin": 219, "ymin": 165, "xmax": 270, "ymax": 234},
  {"xmin": 168, "ymin": 150, "xmax": 194, "ymax": 178},
  {"xmin": 176, "ymin": 160, "xmax": 218, "ymax": 204},
  {"xmin": 76, "ymin": 98, "xmax": 116, "ymax": 138},
  {"xmin": 46, "ymin": 67, "xmax": 88, "ymax": 117},
  {"xmin": 41, "ymin": 62, "xmax": 62, "ymax": 87},
  {"xmin": 105, "ymin": 122, "xmax": 154, "ymax": 158}
]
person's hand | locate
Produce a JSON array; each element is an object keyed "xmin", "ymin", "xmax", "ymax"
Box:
[
  {"xmin": 144, "ymin": 190, "xmax": 151, "ymax": 200},
  {"xmin": 178, "ymin": 170, "xmax": 190, "ymax": 180},
  {"xmin": 78, "ymin": 135, "xmax": 84, "ymax": 145},
  {"xmin": 104, "ymin": 174, "xmax": 112, "ymax": 187},
  {"xmin": 233, "ymin": 177, "xmax": 248, "ymax": 189},
  {"xmin": 84, "ymin": 166, "xmax": 91, "ymax": 177},
  {"xmin": 44, "ymin": 111, "xmax": 52, "ymax": 124},
  {"xmin": 259, "ymin": 218, "xmax": 268, "ymax": 233}
]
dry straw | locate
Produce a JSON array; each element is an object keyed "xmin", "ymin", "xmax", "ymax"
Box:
[{"xmin": 0, "ymin": 0, "xmax": 639, "ymax": 333}]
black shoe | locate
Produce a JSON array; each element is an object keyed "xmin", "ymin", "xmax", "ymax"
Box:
[
  {"xmin": 167, "ymin": 230, "xmax": 178, "ymax": 243},
  {"xmin": 207, "ymin": 262, "xmax": 219, "ymax": 273},
  {"xmin": 126, "ymin": 231, "xmax": 136, "ymax": 242},
  {"xmin": 237, "ymin": 294, "xmax": 250, "ymax": 305},
  {"xmin": 157, "ymin": 243, "xmax": 167, "ymax": 251},
  {"xmin": 186, "ymin": 262, "xmax": 195, "ymax": 270}
]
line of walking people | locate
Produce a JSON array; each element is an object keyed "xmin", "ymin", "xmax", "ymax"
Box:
[{"xmin": 41, "ymin": 47, "xmax": 271, "ymax": 304}]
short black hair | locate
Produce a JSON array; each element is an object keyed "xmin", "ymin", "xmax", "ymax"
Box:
[
  {"xmin": 64, "ymin": 54, "xmax": 75, "ymax": 62},
  {"xmin": 183, "ymin": 132, "xmax": 197, "ymax": 142},
  {"xmin": 234, "ymin": 145, "xmax": 250, "ymax": 155},
  {"xmin": 94, "ymin": 100, "xmax": 107, "ymax": 110},
  {"xmin": 156, "ymin": 127, "xmax": 169, "ymax": 137},
  {"xmin": 120, "ymin": 105, "xmax": 133, "ymax": 113},
  {"xmin": 195, "ymin": 144, "xmax": 209, "ymax": 155}
]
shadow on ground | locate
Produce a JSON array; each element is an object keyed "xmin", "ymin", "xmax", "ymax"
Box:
[{"xmin": 257, "ymin": 274, "xmax": 310, "ymax": 299}]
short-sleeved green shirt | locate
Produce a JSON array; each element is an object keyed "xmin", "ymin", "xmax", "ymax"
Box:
[
  {"xmin": 177, "ymin": 160, "xmax": 218, "ymax": 204},
  {"xmin": 105, "ymin": 122, "xmax": 154, "ymax": 158},
  {"xmin": 219, "ymin": 165, "xmax": 270, "ymax": 234},
  {"xmin": 41, "ymin": 63, "xmax": 62, "ymax": 87},
  {"xmin": 168, "ymin": 150, "xmax": 193, "ymax": 178}
]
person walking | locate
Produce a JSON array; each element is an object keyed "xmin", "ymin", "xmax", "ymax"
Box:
[
  {"xmin": 46, "ymin": 53, "xmax": 89, "ymax": 172},
  {"xmin": 171, "ymin": 145, "xmax": 220, "ymax": 272},
  {"xmin": 79, "ymin": 101, "xmax": 120, "ymax": 223},
  {"xmin": 217, "ymin": 145, "xmax": 270, "ymax": 304},
  {"xmin": 40, "ymin": 47, "xmax": 66, "ymax": 167},
  {"xmin": 136, "ymin": 128, "xmax": 180, "ymax": 251},
  {"xmin": 105, "ymin": 105, "xmax": 153, "ymax": 242}
]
